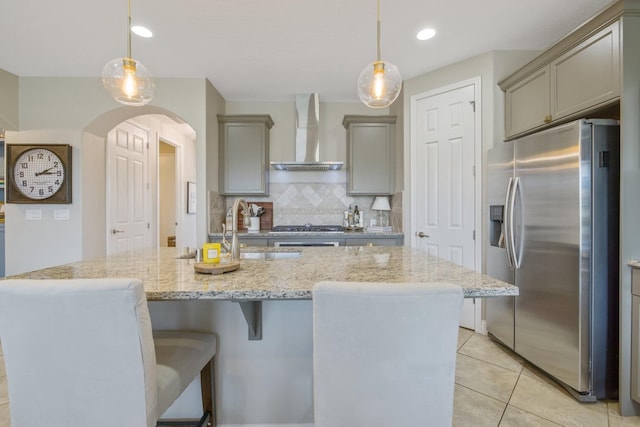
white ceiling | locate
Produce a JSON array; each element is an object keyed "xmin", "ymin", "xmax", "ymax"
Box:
[{"xmin": 0, "ymin": 0, "xmax": 613, "ymax": 102}]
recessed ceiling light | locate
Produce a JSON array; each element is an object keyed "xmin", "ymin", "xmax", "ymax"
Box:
[
  {"xmin": 416, "ymin": 28, "xmax": 436, "ymax": 41},
  {"xmin": 131, "ymin": 26, "xmax": 153, "ymax": 38}
]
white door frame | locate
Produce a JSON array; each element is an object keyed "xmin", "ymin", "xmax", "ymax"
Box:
[
  {"xmin": 409, "ymin": 76, "xmax": 483, "ymax": 332},
  {"xmin": 157, "ymin": 137, "xmax": 184, "ymax": 250}
]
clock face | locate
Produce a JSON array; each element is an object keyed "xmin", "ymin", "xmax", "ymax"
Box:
[{"xmin": 13, "ymin": 148, "xmax": 66, "ymax": 200}]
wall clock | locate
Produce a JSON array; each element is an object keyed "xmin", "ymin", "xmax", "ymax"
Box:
[{"xmin": 6, "ymin": 144, "xmax": 72, "ymax": 204}]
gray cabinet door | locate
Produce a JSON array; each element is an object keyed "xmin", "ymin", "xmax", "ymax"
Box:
[
  {"xmin": 239, "ymin": 237, "xmax": 269, "ymax": 247},
  {"xmin": 218, "ymin": 115, "xmax": 273, "ymax": 195},
  {"xmin": 345, "ymin": 237, "xmax": 402, "ymax": 246},
  {"xmin": 551, "ymin": 21, "xmax": 620, "ymax": 121},
  {"xmin": 343, "ymin": 115, "xmax": 396, "ymax": 195},
  {"xmin": 505, "ymin": 67, "xmax": 550, "ymax": 139}
]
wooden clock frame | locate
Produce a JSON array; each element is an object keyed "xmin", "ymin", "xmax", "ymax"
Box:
[{"xmin": 6, "ymin": 144, "xmax": 73, "ymax": 204}]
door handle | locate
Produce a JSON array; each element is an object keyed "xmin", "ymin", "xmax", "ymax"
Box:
[
  {"xmin": 417, "ymin": 232, "xmax": 429, "ymax": 238},
  {"xmin": 504, "ymin": 177, "xmax": 514, "ymax": 268},
  {"xmin": 510, "ymin": 177, "xmax": 521, "ymax": 269},
  {"xmin": 111, "ymin": 229, "xmax": 125, "ymax": 234}
]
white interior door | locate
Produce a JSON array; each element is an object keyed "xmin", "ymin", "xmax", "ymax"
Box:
[
  {"xmin": 413, "ymin": 83, "xmax": 477, "ymax": 329},
  {"xmin": 107, "ymin": 121, "xmax": 150, "ymax": 254}
]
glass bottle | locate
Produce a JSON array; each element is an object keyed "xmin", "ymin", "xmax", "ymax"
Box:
[{"xmin": 354, "ymin": 205, "xmax": 360, "ymax": 228}]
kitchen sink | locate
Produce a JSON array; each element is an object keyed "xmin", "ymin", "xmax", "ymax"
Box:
[{"xmin": 240, "ymin": 251, "xmax": 301, "ymax": 260}]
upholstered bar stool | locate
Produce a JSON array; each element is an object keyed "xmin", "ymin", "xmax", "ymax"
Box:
[
  {"xmin": 312, "ymin": 281, "xmax": 463, "ymax": 427},
  {"xmin": 0, "ymin": 278, "xmax": 217, "ymax": 427}
]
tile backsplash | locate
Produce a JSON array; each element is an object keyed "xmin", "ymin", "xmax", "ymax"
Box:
[{"xmin": 209, "ymin": 184, "xmax": 403, "ymax": 232}]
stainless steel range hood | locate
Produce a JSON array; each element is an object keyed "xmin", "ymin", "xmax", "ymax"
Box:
[{"xmin": 270, "ymin": 93, "xmax": 343, "ymax": 171}]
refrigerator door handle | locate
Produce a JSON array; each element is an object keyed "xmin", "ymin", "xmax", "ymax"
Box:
[
  {"xmin": 504, "ymin": 177, "xmax": 515, "ymax": 268},
  {"xmin": 509, "ymin": 177, "xmax": 521, "ymax": 269}
]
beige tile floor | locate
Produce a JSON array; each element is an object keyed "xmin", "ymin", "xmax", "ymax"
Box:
[
  {"xmin": 454, "ymin": 328, "xmax": 640, "ymax": 426},
  {"xmin": 1, "ymin": 330, "xmax": 640, "ymax": 426}
]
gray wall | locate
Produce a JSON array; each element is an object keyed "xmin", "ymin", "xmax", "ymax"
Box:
[
  {"xmin": 6, "ymin": 76, "xmax": 215, "ymax": 275},
  {"xmin": 0, "ymin": 68, "xmax": 19, "ymax": 130},
  {"xmin": 206, "ymin": 80, "xmax": 226, "ymax": 195},
  {"xmin": 618, "ymin": 8, "xmax": 640, "ymax": 416}
]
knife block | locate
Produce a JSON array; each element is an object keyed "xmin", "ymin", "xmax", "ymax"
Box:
[{"xmin": 236, "ymin": 201, "xmax": 273, "ymax": 231}]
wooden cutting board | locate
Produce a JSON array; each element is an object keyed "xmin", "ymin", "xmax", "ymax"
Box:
[{"xmin": 194, "ymin": 261, "xmax": 240, "ymax": 275}]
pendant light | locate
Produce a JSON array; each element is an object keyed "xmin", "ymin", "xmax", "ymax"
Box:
[
  {"xmin": 356, "ymin": 0, "xmax": 402, "ymax": 108},
  {"xmin": 102, "ymin": 0, "xmax": 154, "ymax": 106}
]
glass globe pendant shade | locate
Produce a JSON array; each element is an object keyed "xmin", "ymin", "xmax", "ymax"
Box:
[
  {"xmin": 102, "ymin": 57, "xmax": 154, "ymax": 106},
  {"xmin": 357, "ymin": 60, "xmax": 402, "ymax": 108}
]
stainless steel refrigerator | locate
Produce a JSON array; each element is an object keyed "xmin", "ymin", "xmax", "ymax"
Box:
[{"xmin": 486, "ymin": 119, "xmax": 619, "ymax": 401}]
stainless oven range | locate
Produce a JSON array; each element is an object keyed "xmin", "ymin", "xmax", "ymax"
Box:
[{"xmin": 270, "ymin": 224, "xmax": 344, "ymax": 247}]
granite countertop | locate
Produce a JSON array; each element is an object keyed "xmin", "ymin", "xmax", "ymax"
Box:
[
  {"xmin": 9, "ymin": 246, "xmax": 517, "ymax": 301},
  {"xmin": 629, "ymin": 260, "xmax": 640, "ymax": 269}
]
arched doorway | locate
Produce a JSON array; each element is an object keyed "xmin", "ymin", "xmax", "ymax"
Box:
[{"xmin": 82, "ymin": 107, "xmax": 197, "ymax": 259}]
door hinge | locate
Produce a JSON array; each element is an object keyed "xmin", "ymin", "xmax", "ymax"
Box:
[
  {"xmin": 146, "ymin": 142, "xmax": 149, "ymax": 149},
  {"xmin": 147, "ymin": 223, "xmax": 150, "ymax": 229},
  {"xmin": 473, "ymin": 230, "xmax": 476, "ymax": 240},
  {"xmin": 469, "ymin": 100, "xmax": 476, "ymax": 112},
  {"xmin": 472, "ymin": 165, "xmax": 476, "ymax": 177}
]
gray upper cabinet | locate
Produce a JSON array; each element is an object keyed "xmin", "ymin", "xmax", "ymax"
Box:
[
  {"xmin": 218, "ymin": 115, "xmax": 274, "ymax": 195},
  {"xmin": 500, "ymin": 20, "xmax": 620, "ymax": 140},
  {"xmin": 550, "ymin": 21, "xmax": 619, "ymax": 121},
  {"xmin": 505, "ymin": 67, "xmax": 551, "ymax": 138},
  {"xmin": 343, "ymin": 115, "xmax": 396, "ymax": 195}
]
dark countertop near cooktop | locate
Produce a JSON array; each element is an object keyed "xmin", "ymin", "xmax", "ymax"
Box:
[{"xmin": 208, "ymin": 230, "xmax": 404, "ymax": 238}]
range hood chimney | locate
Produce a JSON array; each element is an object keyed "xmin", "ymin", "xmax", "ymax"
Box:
[{"xmin": 270, "ymin": 93, "xmax": 343, "ymax": 171}]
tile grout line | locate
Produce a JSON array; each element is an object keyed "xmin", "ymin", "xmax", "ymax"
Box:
[
  {"xmin": 457, "ymin": 349, "xmax": 523, "ymax": 375},
  {"xmin": 494, "ymin": 360, "xmax": 524, "ymax": 426}
]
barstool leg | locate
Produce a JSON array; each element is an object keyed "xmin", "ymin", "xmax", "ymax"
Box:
[
  {"xmin": 200, "ymin": 358, "xmax": 216, "ymax": 426},
  {"xmin": 157, "ymin": 358, "xmax": 215, "ymax": 427}
]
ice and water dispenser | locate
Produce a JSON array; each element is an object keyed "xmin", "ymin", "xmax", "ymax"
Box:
[{"xmin": 489, "ymin": 205, "xmax": 505, "ymax": 248}]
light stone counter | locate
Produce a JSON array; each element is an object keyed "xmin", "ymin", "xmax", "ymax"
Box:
[
  {"xmin": 629, "ymin": 259, "xmax": 640, "ymax": 269},
  {"xmin": 8, "ymin": 246, "xmax": 517, "ymax": 300}
]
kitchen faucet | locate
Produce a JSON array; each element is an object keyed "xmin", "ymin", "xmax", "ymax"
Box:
[
  {"xmin": 220, "ymin": 223, "xmax": 231, "ymax": 254},
  {"xmin": 223, "ymin": 197, "xmax": 250, "ymax": 260}
]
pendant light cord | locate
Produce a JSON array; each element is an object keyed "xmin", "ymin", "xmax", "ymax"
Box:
[
  {"xmin": 376, "ymin": 0, "xmax": 381, "ymax": 61},
  {"xmin": 127, "ymin": 0, "xmax": 132, "ymax": 59}
]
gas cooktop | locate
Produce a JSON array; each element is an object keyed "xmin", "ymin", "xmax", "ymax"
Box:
[{"xmin": 270, "ymin": 224, "xmax": 345, "ymax": 233}]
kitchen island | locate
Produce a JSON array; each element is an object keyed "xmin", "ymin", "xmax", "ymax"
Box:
[
  {"xmin": 9, "ymin": 246, "xmax": 517, "ymax": 300},
  {"xmin": 7, "ymin": 246, "xmax": 518, "ymax": 422}
]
